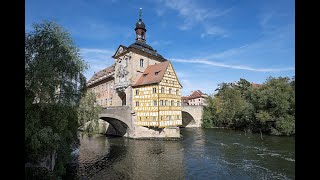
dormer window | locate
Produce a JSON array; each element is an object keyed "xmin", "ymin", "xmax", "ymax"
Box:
[
  {"xmin": 143, "ymin": 73, "xmax": 148, "ymax": 77},
  {"xmin": 140, "ymin": 59, "xmax": 144, "ymax": 67},
  {"xmin": 155, "ymin": 72, "xmax": 159, "ymax": 75}
]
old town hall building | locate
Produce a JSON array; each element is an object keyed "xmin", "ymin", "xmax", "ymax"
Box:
[{"xmin": 87, "ymin": 9, "xmax": 182, "ymax": 128}]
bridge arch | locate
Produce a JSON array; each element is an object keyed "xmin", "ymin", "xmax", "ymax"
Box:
[
  {"xmin": 181, "ymin": 111, "xmax": 197, "ymax": 127},
  {"xmin": 99, "ymin": 106, "xmax": 132, "ymax": 137},
  {"xmin": 181, "ymin": 105, "xmax": 204, "ymax": 128},
  {"xmin": 99, "ymin": 117, "xmax": 129, "ymax": 137}
]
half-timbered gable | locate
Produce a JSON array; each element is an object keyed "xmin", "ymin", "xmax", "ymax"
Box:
[{"xmin": 132, "ymin": 61, "xmax": 182, "ymax": 128}]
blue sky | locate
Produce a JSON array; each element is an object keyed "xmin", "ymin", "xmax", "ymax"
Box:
[{"xmin": 26, "ymin": 0, "xmax": 295, "ymax": 96}]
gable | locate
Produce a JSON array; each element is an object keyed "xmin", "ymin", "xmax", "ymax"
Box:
[
  {"xmin": 159, "ymin": 63, "xmax": 182, "ymax": 88},
  {"xmin": 112, "ymin": 45, "xmax": 127, "ymax": 58}
]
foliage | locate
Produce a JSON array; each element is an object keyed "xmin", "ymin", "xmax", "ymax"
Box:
[
  {"xmin": 77, "ymin": 91, "xmax": 103, "ymax": 133},
  {"xmin": 202, "ymin": 76, "xmax": 295, "ymax": 136},
  {"xmin": 202, "ymin": 95, "xmax": 216, "ymax": 128},
  {"xmin": 25, "ymin": 20, "xmax": 87, "ymax": 177}
]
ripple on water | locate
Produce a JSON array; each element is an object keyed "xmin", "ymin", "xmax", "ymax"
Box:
[{"xmin": 66, "ymin": 129, "xmax": 294, "ymax": 179}]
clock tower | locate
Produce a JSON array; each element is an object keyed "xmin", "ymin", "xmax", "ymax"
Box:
[{"xmin": 135, "ymin": 8, "xmax": 146, "ymax": 43}]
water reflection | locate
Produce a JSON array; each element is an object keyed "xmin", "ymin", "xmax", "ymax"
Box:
[
  {"xmin": 68, "ymin": 134, "xmax": 185, "ymax": 179},
  {"xmin": 66, "ymin": 129, "xmax": 295, "ymax": 180}
]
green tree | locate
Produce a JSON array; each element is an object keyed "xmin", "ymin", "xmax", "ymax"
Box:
[
  {"xmin": 77, "ymin": 91, "xmax": 102, "ymax": 133},
  {"xmin": 202, "ymin": 95, "xmax": 217, "ymax": 128},
  {"xmin": 214, "ymin": 83, "xmax": 254, "ymax": 128},
  {"xmin": 202, "ymin": 77, "xmax": 295, "ymax": 136},
  {"xmin": 252, "ymin": 77, "xmax": 295, "ymax": 135},
  {"xmin": 235, "ymin": 78, "xmax": 252, "ymax": 99},
  {"xmin": 25, "ymin": 20, "xmax": 87, "ymax": 177}
]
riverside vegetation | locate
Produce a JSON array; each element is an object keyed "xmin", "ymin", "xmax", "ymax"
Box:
[
  {"xmin": 202, "ymin": 77, "xmax": 295, "ymax": 136},
  {"xmin": 25, "ymin": 20, "xmax": 110, "ymax": 179},
  {"xmin": 25, "ymin": 20, "xmax": 88, "ymax": 179}
]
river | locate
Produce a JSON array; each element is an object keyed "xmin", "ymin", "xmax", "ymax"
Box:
[{"xmin": 65, "ymin": 128, "xmax": 295, "ymax": 179}]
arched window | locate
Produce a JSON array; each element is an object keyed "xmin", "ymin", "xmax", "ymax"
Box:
[
  {"xmin": 140, "ymin": 59, "xmax": 144, "ymax": 67},
  {"xmin": 161, "ymin": 87, "xmax": 164, "ymax": 93}
]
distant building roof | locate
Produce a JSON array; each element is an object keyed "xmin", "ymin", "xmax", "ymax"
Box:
[
  {"xmin": 183, "ymin": 90, "xmax": 207, "ymax": 100},
  {"xmin": 133, "ymin": 61, "xmax": 170, "ymax": 87},
  {"xmin": 182, "ymin": 96, "xmax": 189, "ymax": 101},
  {"xmin": 188, "ymin": 90, "xmax": 207, "ymax": 99},
  {"xmin": 87, "ymin": 65, "xmax": 114, "ymax": 87}
]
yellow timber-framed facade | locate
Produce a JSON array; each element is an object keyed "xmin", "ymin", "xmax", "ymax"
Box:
[{"xmin": 133, "ymin": 62, "xmax": 182, "ymax": 128}]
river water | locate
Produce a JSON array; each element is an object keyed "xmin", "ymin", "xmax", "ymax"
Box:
[{"xmin": 65, "ymin": 128, "xmax": 295, "ymax": 179}]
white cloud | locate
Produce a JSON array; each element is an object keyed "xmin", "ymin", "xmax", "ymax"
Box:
[
  {"xmin": 80, "ymin": 48, "xmax": 115, "ymax": 80},
  {"xmin": 203, "ymin": 23, "xmax": 294, "ymax": 62},
  {"xmin": 260, "ymin": 12, "xmax": 274, "ymax": 29},
  {"xmin": 205, "ymin": 44, "xmax": 250, "ymax": 59},
  {"xmin": 156, "ymin": 0, "xmax": 232, "ymax": 37},
  {"xmin": 81, "ymin": 48, "xmax": 114, "ymax": 54},
  {"xmin": 171, "ymin": 58, "xmax": 294, "ymax": 72},
  {"xmin": 201, "ymin": 26, "xmax": 229, "ymax": 38}
]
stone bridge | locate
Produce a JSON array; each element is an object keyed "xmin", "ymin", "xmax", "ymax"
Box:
[
  {"xmin": 98, "ymin": 105, "xmax": 204, "ymax": 137},
  {"xmin": 99, "ymin": 106, "xmax": 133, "ymax": 136},
  {"xmin": 181, "ymin": 105, "xmax": 204, "ymax": 128}
]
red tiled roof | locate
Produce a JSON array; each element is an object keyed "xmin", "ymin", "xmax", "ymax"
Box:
[
  {"xmin": 188, "ymin": 90, "xmax": 207, "ymax": 99},
  {"xmin": 87, "ymin": 65, "xmax": 114, "ymax": 85},
  {"xmin": 183, "ymin": 90, "xmax": 207, "ymax": 100},
  {"xmin": 182, "ymin": 96, "xmax": 189, "ymax": 100},
  {"xmin": 132, "ymin": 61, "xmax": 170, "ymax": 87}
]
